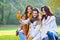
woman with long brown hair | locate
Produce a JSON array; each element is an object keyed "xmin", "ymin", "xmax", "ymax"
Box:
[
  {"xmin": 23, "ymin": 5, "xmax": 33, "ymax": 37},
  {"xmin": 17, "ymin": 5, "xmax": 33, "ymax": 40},
  {"xmin": 41, "ymin": 6, "xmax": 58, "ymax": 40}
]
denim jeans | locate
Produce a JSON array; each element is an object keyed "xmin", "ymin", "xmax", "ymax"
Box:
[
  {"xmin": 42, "ymin": 37, "xmax": 48, "ymax": 40},
  {"xmin": 19, "ymin": 32, "xmax": 26, "ymax": 40},
  {"xmin": 47, "ymin": 31, "xmax": 58, "ymax": 40}
]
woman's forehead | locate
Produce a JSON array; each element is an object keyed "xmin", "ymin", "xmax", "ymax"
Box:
[{"xmin": 33, "ymin": 11, "xmax": 37, "ymax": 13}]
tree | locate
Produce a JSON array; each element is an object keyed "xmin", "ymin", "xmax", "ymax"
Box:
[{"xmin": 0, "ymin": 0, "xmax": 4, "ymax": 24}]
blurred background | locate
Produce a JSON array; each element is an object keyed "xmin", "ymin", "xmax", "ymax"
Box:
[{"xmin": 0, "ymin": 0, "xmax": 60, "ymax": 40}]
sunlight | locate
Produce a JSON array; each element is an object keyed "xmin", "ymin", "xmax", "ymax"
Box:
[{"xmin": 0, "ymin": 30, "xmax": 16, "ymax": 36}]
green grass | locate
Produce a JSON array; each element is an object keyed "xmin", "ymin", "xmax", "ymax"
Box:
[
  {"xmin": 0, "ymin": 35, "xmax": 19, "ymax": 40},
  {"xmin": 0, "ymin": 25, "xmax": 60, "ymax": 40},
  {"xmin": 0, "ymin": 25, "xmax": 18, "ymax": 30},
  {"xmin": 57, "ymin": 26, "xmax": 60, "ymax": 37},
  {"xmin": 0, "ymin": 25, "xmax": 19, "ymax": 40}
]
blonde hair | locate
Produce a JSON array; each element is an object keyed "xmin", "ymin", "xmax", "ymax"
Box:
[{"xmin": 30, "ymin": 8, "xmax": 41, "ymax": 25}]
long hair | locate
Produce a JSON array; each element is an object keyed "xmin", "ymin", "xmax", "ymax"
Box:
[
  {"xmin": 41, "ymin": 6, "xmax": 54, "ymax": 20},
  {"xmin": 30, "ymin": 8, "xmax": 41, "ymax": 24},
  {"xmin": 24, "ymin": 5, "xmax": 33, "ymax": 19}
]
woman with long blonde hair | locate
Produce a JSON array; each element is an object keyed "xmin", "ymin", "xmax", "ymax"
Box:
[{"xmin": 21, "ymin": 8, "xmax": 41, "ymax": 40}]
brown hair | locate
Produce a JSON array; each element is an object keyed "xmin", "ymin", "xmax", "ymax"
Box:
[
  {"xmin": 30, "ymin": 8, "xmax": 41, "ymax": 24},
  {"xmin": 41, "ymin": 6, "xmax": 54, "ymax": 20},
  {"xmin": 24, "ymin": 5, "xmax": 33, "ymax": 19},
  {"xmin": 32, "ymin": 8, "xmax": 39, "ymax": 19}
]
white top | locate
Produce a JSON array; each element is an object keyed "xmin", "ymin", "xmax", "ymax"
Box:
[
  {"xmin": 41, "ymin": 16, "xmax": 58, "ymax": 38},
  {"xmin": 28, "ymin": 21, "xmax": 41, "ymax": 37},
  {"xmin": 19, "ymin": 19, "xmax": 29, "ymax": 24},
  {"xmin": 20, "ymin": 19, "xmax": 41, "ymax": 38},
  {"xmin": 18, "ymin": 19, "xmax": 29, "ymax": 32}
]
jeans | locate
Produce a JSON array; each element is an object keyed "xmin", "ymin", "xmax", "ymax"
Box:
[
  {"xmin": 42, "ymin": 37, "xmax": 48, "ymax": 40},
  {"xmin": 47, "ymin": 31, "xmax": 58, "ymax": 40},
  {"xmin": 19, "ymin": 32, "xmax": 26, "ymax": 40}
]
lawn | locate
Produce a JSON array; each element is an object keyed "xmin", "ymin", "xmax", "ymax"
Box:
[
  {"xmin": 0, "ymin": 35, "xmax": 19, "ymax": 40},
  {"xmin": 0, "ymin": 25, "xmax": 60, "ymax": 40},
  {"xmin": 0, "ymin": 25, "xmax": 20, "ymax": 40},
  {"xmin": 57, "ymin": 26, "xmax": 60, "ymax": 37}
]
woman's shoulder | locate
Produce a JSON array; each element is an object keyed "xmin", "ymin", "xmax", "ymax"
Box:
[
  {"xmin": 48, "ymin": 16, "xmax": 56, "ymax": 20},
  {"xmin": 51, "ymin": 16, "xmax": 55, "ymax": 19}
]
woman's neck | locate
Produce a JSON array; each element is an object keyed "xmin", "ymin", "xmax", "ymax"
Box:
[{"xmin": 30, "ymin": 17, "xmax": 38, "ymax": 23}]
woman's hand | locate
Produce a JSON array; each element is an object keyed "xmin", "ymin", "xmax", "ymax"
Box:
[{"xmin": 16, "ymin": 10, "xmax": 21, "ymax": 20}]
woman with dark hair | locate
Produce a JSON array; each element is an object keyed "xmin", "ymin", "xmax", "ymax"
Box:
[{"xmin": 41, "ymin": 6, "xmax": 58, "ymax": 40}]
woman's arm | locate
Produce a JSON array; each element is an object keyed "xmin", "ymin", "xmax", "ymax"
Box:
[
  {"xmin": 20, "ymin": 18, "xmax": 30, "ymax": 24},
  {"xmin": 49, "ymin": 16, "xmax": 58, "ymax": 33},
  {"xmin": 46, "ymin": 16, "xmax": 58, "ymax": 33},
  {"xmin": 46, "ymin": 16, "xmax": 55, "ymax": 24}
]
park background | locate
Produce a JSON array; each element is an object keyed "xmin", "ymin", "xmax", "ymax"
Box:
[{"xmin": 0, "ymin": 0, "xmax": 60, "ymax": 40}]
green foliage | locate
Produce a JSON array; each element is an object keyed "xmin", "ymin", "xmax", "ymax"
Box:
[
  {"xmin": 46, "ymin": 0, "xmax": 60, "ymax": 25},
  {"xmin": 0, "ymin": 0, "xmax": 60, "ymax": 25}
]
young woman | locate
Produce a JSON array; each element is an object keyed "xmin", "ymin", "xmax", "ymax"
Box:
[
  {"xmin": 21, "ymin": 8, "xmax": 41, "ymax": 40},
  {"xmin": 28, "ymin": 8, "xmax": 41, "ymax": 40},
  {"xmin": 17, "ymin": 5, "xmax": 33, "ymax": 40},
  {"xmin": 18, "ymin": 14, "xmax": 27, "ymax": 40},
  {"xmin": 22, "ymin": 5, "xmax": 33, "ymax": 37},
  {"xmin": 41, "ymin": 6, "xmax": 58, "ymax": 40}
]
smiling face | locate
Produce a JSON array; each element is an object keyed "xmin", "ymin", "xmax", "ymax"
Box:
[
  {"xmin": 41, "ymin": 8, "xmax": 46, "ymax": 15},
  {"xmin": 27, "ymin": 7, "xmax": 32, "ymax": 13},
  {"xmin": 32, "ymin": 11, "xmax": 38, "ymax": 18}
]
